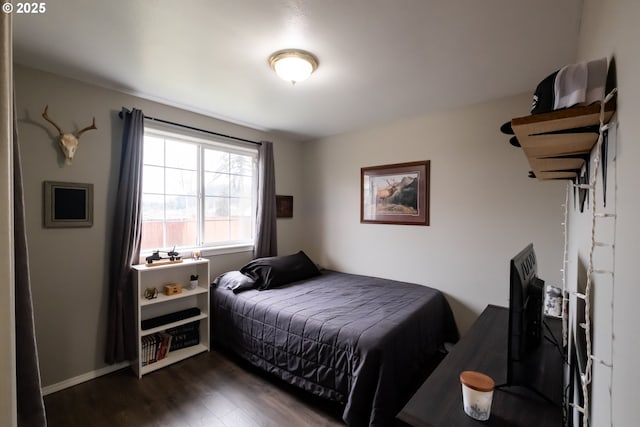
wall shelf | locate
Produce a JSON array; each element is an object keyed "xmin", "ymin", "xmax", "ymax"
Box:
[{"xmin": 510, "ymin": 101, "xmax": 616, "ymax": 180}]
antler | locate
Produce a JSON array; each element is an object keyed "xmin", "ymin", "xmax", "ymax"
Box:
[
  {"xmin": 75, "ymin": 117, "xmax": 97, "ymax": 138},
  {"xmin": 42, "ymin": 105, "xmax": 64, "ymax": 135}
]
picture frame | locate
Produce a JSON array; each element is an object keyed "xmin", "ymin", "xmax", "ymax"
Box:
[
  {"xmin": 276, "ymin": 195, "xmax": 293, "ymax": 218},
  {"xmin": 43, "ymin": 181, "xmax": 94, "ymax": 228},
  {"xmin": 360, "ymin": 160, "xmax": 430, "ymax": 225}
]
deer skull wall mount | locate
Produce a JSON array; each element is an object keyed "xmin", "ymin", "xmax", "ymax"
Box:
[{"xmin": 42, "ymin": 105, "xmax": 97, "ymax": 165}]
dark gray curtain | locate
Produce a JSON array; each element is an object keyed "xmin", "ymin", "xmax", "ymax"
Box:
[
  {"xmin": 253, "ymin": 141, "xmax": 277, "ymax": 258},
  {"xmin": 14, "ymin": 93, "xmax": 46, "ymax": 426},
  {"xmin": 105, "ymin": 108, "xmax": 144, "ymax": 364}
]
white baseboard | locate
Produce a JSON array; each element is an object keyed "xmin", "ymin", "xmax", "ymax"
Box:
[{"xmin": 41, "ymin": 361, "xmax": 131, "ymax": 396}]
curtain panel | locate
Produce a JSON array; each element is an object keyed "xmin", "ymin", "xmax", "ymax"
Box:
[
  {"xmin": 253, "ymin": 141, "xmax": 278, "ymax": 259},
  {"xmin": 105, "ymin": 108, "xmax": 144, "ymax": 364},
  {"xmin": 14, "ymin": 92, "xmax": 47, "ymax": 426}
]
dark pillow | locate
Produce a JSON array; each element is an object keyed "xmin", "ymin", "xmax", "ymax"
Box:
[{"xmin": 240, "ymin": 250, "xmax": 321, "ymax": 290}]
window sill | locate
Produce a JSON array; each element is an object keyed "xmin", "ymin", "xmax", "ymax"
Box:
[
  {"xmin": 200, "ymin": 244, "xmax": 254, "ymax": 257},
  {"xmin": 139, "ymin": 244, "xmax": 253, "ymax": 264}
]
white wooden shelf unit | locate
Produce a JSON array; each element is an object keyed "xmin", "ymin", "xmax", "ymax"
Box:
[{"xmin": 132, "ymin": 258, "xmax": 210, "ymax": 378}]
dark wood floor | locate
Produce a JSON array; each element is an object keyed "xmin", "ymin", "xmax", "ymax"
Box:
[{"xmin": 45, "ymin": 350, "xmax": 411, "ymax": 427}]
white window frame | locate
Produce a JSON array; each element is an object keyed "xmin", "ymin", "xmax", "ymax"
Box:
[{"xmin": 141, "ymin": 121, "xmax": 258, "ymax": 257}]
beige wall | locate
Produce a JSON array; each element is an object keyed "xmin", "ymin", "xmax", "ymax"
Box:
[
  {"xmin": 569, "ymin": 0, "xmax": 640, "ymax": 425},
  {"xmin": 301, "ymin": 94, "xmax": 566, "ymax": 334},
  {"xmin": 14, "ymin": 65, "xmax": 305, "ymax": 387}
]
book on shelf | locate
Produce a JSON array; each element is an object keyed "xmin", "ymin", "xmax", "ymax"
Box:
[
  {"xmin": 167, "ymin": 321, "xmax": 199, "ymax": 346},
  {"xmin": 169, "ymin": 329, "xmax": 200, "ymax": 352},
  {"xmin": 140, "ymin": 320, "xmax": 202, "ymax": 366},
  {"xmin": 141, "ymin": 336, "xmax": 151, "ymax": 367},
  {"xmin": 141, "ymin": 336, "xmax": 146, "ymax": 367},
  {"xmin": 165, "ymin": 321, "xmax": 199, "ymax": 335},
  {"xmin": 156, "ymin": 332, "xmax": 172, "ymax": 360},
  {"xmin": 140, "ymin": 331, "xmax": 176, "ymax": 366}
]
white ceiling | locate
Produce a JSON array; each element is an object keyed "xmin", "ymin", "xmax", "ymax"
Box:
[{"xmin": 13, "ymin": 0, "xmax": 584, "ymax": 142}]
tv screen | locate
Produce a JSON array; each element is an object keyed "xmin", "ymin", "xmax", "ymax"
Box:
[{"xmin": 507, "ymin": 243, "xmax": 544, "ymax": 384}]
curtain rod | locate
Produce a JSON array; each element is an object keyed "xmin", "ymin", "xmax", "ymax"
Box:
[{"xmin": 118, "ymin": 110, "xmax": 261, "ymax": 146}]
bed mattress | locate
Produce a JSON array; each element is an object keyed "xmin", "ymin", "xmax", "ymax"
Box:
[{"xmin": 210, "ymin": 270, "xmax": 458, "ymax": 426}]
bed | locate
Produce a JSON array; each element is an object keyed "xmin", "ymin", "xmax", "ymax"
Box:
[{"xmin": 210, "ymin": 253, "xmax": 458, "ymax": 427}]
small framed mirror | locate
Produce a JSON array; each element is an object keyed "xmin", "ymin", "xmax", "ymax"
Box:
[{"xmin": 43, "ymin": 181, "xmax": 93, "ymax": 228}]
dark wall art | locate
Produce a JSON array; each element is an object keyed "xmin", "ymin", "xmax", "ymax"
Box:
[{"xmin": 43, "ymin": 181, "xmax": 93, "ymax": 228}]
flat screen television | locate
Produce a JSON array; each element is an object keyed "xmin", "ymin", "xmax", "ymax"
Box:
[{"xmin": 505, "ymin": 243, "xmax": 545, "ymax": 388}]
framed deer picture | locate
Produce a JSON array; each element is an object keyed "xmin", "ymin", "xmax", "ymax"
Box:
[{"xmin": 360, "ymin": 161, "xmax": 430, "ymax": 225}]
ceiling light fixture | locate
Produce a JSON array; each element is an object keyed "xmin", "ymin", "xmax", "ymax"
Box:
[{"xmin": 269, "ymin": 49, "xmax": 318, "ymax": 85}]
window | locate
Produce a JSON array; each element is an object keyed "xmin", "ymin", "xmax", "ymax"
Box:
[{"xmin": 141, "ymin": 124, "xmax": 257, "ymax": 252}]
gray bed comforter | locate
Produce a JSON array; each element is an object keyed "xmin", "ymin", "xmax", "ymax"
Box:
[{"xmin": 210, "ymin": 270, "xmax": 458, "ymax": 426}]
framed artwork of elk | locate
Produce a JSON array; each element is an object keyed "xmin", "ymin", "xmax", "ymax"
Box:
[{"xmin": 360, "ymin": 161, "xmax": 430, "ymax": 226}]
